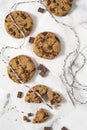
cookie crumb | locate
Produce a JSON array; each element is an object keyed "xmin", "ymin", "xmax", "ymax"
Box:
[
  {"xmin": 23, "ymin": 116, "xmax": 31, "ymax": 122},
  {"xmin": 32, "ymin": 108, "xmax": 50, "ymax": 123},
  {"xmin": 44, "ymin": 127, "xmax": 52, "ymax": 130},
  {"xmin": 28, "ymin": 113, "xmax": 34, "ymax": 117},
  {"xmin": 21, "ymin": 111, "xmax": 24, "ymax": 113},
  {"xmin": 29, "ymin": 37, "xmax": 35, "ymax": 43},
  {"xmin": 38, "ymin": 7, "xmax": 45, "ymax": 13},
  {"xmin": 61, "ymin": 126, "xmax": 68, "ymax": 130},
  {"xmin": 17, "ymin": 91, "xmax": 23, "ymax": 98}
]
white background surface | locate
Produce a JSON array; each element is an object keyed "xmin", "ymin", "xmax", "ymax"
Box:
[{"xmin": 0, "ymin": 0, "xmax": 87, "ymax": 130}]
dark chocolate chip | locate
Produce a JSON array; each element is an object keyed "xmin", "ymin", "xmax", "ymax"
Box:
[
  {"xmin": 9, "ymin": 28, "xmax": 13, "ymax": 32},
  {"xmin": 61, "ymin": 6, "xmax": 66, "ymax": 11},
  {"xmin": 43, "ymin": 32, "xmax": 47, "ymax": 36},
  {"xmin": 17, "ymin": 91, "xmax": 23, "ymax": 98},
  {"xmin": 29, "ymin": 37, "xmax": 35, "ymax": 43},
  {"xmin": 21, "ymin": 13, "xmax": 26, "ymax": 19},
  {"xmin": 24, "ymin": 23, "xmax": 27, "ymax": 27},
  {"xmin": 28, "ymin": 113, "xmax": 34, "ymax": 117},
  {"xmin": 61, "ymin": 126, "xmax": 68, "ymax": 130},
  {"xmin": 47, "ymin": 0, "xmax": 51, "ymax": 6},
  {"xmin": 44, "ymin": 127, "xmax": 52, "ymax": 130},
  {"xmin": 38, "ymin": 7, "xmax": 45, "ymax": 13},
  {"xmin": 48, "ymin": 45, "xmax": 52, "ymax": 50}
]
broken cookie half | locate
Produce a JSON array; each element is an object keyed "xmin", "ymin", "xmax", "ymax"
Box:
[{"xmin": 32, "ymin": 108, "xmax": 50, "ymax": 123}]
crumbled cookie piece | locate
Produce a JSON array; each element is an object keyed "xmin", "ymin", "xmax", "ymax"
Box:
[
  {"xmin": 38, "ymin": 7, "xmax": 45, "ymax": 13},
  {"xmin": 47, "ymin": 90, "xmax": 62, "ymax": 105},
  {"xmin": 32, "ymin": 108, "xmax": 50, "ymax": 123},
  {"xmin": 29, "ymin": 37, "xmax": 35, "ymax": 43},
  {"xmin": 17, "ymin": 91, "xmax": 23, "ymax": 98},
  {"xmin": 25, "ymin": 85, "xmax": 48, "ymax": 103},
  {"xmin": 25, "ymin": 90, "xmax": 42, "ymax": 103},
  {"xmin": 23, "ymin": 116, "xmax": 31, "ymax": 122}
]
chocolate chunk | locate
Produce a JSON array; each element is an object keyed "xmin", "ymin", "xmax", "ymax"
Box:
[
  {"xmin": 61, "ymin": 6, "xmax": 66, "ymax": 11},
  {"xmin": 23, "ymin": 116, "xmax": 31, "ymax": 122},
  {"xmin": 43, "ymin": 32, "xmax": 47, "ymax": 36},
  {"xmin": 21, "ymin": 13, "xmax": 26, "ymax": 19},
  {"xmin": 29, "ymin": 37, "xmax": 35, "ymax": 43},
  {"xmin": 28, "ymin": 113, "xmax": 34, "ymax": 117},
  {"xmin": 37, "ymin": 64, "xmax": 44, "ymax": 70},
  {"xmin": 39, "ymin": 71, "xmax": 45, "ymax": 77},
  {"xmin": 17, "ymin": 91, "xmax": 23, "ymax": 98},
  {"xmin": 44, "ymin": 127, "xmax": 52, "ymax": 130},
  {"xmin": 61, "ymin": 126, "xmax": 68, "ymax": 130},
  {"xmin": 47, "ymin": 0, "xmax": 51, "ymax": 6},
  {"xmin": 38, "ymin": 64, "xmax": 48, "ymax": 77},
  {"xmin": 38, "ymin": 7, "xmax": 45, "ymax": 13}
]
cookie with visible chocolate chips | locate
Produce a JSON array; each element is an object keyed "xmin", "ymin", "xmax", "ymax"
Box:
[
  {"xmin": 33, "ymin": 32, "xmax": 61, "ymax": 59},
  {"xmin": 47, "ymin": 90, "xmax": 62, "ymax": 105},
  {"xmin": 25, "ymin": 85, "xmax": 48, "ymax": 103},
  {"xmin": 8, "ymin": 55, "xmax": 36, "ymax": 83},
  {"xmin": 5, "ymin": 11, "xmax": 33, "ymax": 38},
  {"xmin": 32, "ymin": 108, "xmax": 50, "ymax": 123},
  {"xmin": 45, "ymin": 0, "xmax": 73, "ymax": 16}
]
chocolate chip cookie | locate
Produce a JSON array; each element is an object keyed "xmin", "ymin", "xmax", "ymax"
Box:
[
  {"xmin": 47, "ymin": 90, "xmax": 62, "ymax": 105},
  {"xmin": 5, "ymin": 11, "xmax": 33, "ymax": 38},
  {"xmin": 45, "ymin": 0, "xmax": 73, "ymax": 16},
  {"xmin": 25, "ymin": 85, "xmax": 48, "ymax": 103},
  {"xmin": 33, "ymin": 32, "xmax": 61, "ymax": 59},
  {"xmin": 8, "ymin": 55, "xmax": 36, "ymax": 83},
  {"xmin": 32, "ymin": 108, "xmax": 50, "ymax": 123}
]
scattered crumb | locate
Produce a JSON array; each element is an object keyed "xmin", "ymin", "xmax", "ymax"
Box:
[
  {"xmin": 28, "ymin": 113, "xmax": 34, "ymax": 117},
  {"xmin": 23, "ymin": 116, "xmax": 31, "ymax": 122}
]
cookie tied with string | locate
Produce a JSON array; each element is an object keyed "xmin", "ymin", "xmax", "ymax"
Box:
[
  {"xmin": 33, "ymin": 32, "xmax": 61, "ymax": 59},
  {"xmin": 5, "ymin": 11, "xmax": 33, "ymax": 38},
  {"xmin": 7, "ymin": 55, "xmax": 36, "ymax": 83},
  {"xmin": 45, "ymin": 0, "xmax": 73, "ymax": 16}
]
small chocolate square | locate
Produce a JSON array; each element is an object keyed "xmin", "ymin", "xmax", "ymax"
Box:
[
  {"xmin": 61, "ymin": 127, "xmax": 68, "ymax": 130},
  {"xmin": 44, "ymin": 127, "xmax": 52, "ymax": 130},
  {"xmin": 29, "ymin": 37, "xmax": 35, "ymax": 43},
  {"xmin": 37, "ymin": 64, "xmax": 44, "ymax": 70},
  {"xmin": 38, "ymin": 7, "xmax": 45, "ymax": 13},
  {"xmin": 42, "ymin": 67, "xmax": 48, "ymax": 73},
  {"xmin": 17, "ymin": 91, "xmax": 23, "ymax": 98},
  {"xmin": 39, "ymin": 71, "xmax": 45, "ymax": 77}
]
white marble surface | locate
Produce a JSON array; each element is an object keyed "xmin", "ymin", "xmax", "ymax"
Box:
[{"xmin": 0, "ymin": 0, "xmax": 87, "ymax": 130}]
